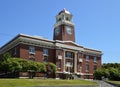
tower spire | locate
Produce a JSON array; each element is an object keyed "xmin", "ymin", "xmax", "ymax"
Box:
[
  {"xmin": 53, "ymin": 9, "xmax": 75, "ymax": 42},
  {"xmin": 58, "ymin": 8, "xmax": 71, "ymax": 15}
]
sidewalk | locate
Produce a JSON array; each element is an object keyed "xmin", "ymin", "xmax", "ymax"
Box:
[{"xmin": 97, "ymin": 81, "xmax": 117, "ymax": 87}]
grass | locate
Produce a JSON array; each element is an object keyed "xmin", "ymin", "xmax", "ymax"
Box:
[
  {"xmin": 107, "ymin": 81, "xmax": 120, "ymax": 85},
  {"xmin": 0, "ymin": 79, "xmax": 97, "ymax": 87}
]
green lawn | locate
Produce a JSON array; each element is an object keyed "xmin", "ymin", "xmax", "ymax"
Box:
[
  {"xmin": 107, "ymin": 81, "xmax": 120, "ymax": 85},
  {"xmin": 0, "ymin": 79, "xmax": 97, "ymax": 87}
]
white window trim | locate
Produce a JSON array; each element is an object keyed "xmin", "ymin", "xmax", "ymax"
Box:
[{"xmin": 29, "ymin": 46, "xmax": 35, "ymax": 54}]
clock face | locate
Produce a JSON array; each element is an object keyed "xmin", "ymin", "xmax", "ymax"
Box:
[
  {"xmin": 55, "ymin": 27, "xmax": 60, "ymax": 36},
  {"xmin": 66, "ymin": 26, "xmax": 72, "ymax": 35}
]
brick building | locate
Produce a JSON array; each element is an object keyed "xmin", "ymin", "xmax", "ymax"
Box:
[{"xmin": 0, "ymin": 9, "xmax": 102, "ymax": 79}]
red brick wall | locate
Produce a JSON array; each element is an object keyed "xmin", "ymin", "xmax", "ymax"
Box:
[
  {"xmin": 53, "ymin": 25, "xmax": 75, "ymax": 42},
  {"xmin": 19, "ymin": 44, "xmax": 56, "ymax": 63},
  {"xmin": 82, "ymin": 54, "xmax": 101, "ymax": 79},
  {"xmin": 55, "ymin": 49, "xmax": 64, "ymax": 72},
  {"xmin": 19, "ymin": 44, "xmax": 29, "ymax": 60}
]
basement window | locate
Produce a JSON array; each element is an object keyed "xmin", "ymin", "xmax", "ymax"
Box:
[{"xmin": 29, "ymin": 58, "xmax": 35, "ymax": 61}]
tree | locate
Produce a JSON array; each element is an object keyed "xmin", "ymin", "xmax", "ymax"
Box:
[
  {"xmin": 27, "ymin": 61, "xmax": 46, "ymax": 79},
  {"xmin": 94, "ymin": 63, "xmax": 120, "ymax": 81},
  {"xmin": 49, "ymin": 62, "xmax": 56, "ymax": 74},
  {"xmin": 0, "ymin": 58, "xmax": 46, "ymax": 73},
  {"xmin": 102, "ymin": 63, "xmax": 120, "ymax": 69},
  {"xmin": 0, "ymin": 55, "xmax": 55, "ymax": 78},
  {"xmin": 2, "ymin": 52, "xmax": 11, "ymax": 61},
  {"xmin": 17, "ymin": 58, "xmax": 30, "ymax": 72},
  {"xmin": 28, "ymin": 61, "xmax": 46, "ymax": 72},
  {"xmin": 0, "ymin": 58, "xmax": 22, "ymax": 72},
  {"xmin": 108, "ymin": 67, "xmax": 120, "ymax": 80},
  {"xmin": 44, "ymin": 62, "xmax": 56, "ymax": 78},
  {"xmin": 94, "ymin": 68, "xmax": 109, "ymax": 80}
]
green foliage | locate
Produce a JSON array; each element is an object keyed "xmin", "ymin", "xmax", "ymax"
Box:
[
  {"xmin": 0, "ymin": 58, "xmax": 46, "ymax": 73},
  {"xmin": 2, "ymin": 52, "xmax": 11, "ymax": 61},
  {"xmin": 0, "ymin": 55, "xmax": 56, "ymax": 78},
  {"xmin": 108, "ymin": 67, "xmax": 120, "ymax": 80},
  {"xmin": 49, "ymin": 62, "xmax": 56, "ymax": 73},
  {"xmin": 17, "ymin": 58, "xmax": 30, "ymax": 72},
  {"xmin": 28, "ymin": 61, "xmax": 46, "ymax": 72},
  {"xmin": 44, "ymin": 62, "xmax": 56, "ymax": 74},
  {"xmin": 94, "ymin": 68, "xmax": 109, "ymax": 80},
  {"xmin": 94, "ymin": 63, "xmax": 120, "ymax": 80},
  {"xmin": 0, "ymin": 58, "xmax": 22, "ymax": 72},
  {"xmin": 102, "ymin": 63, "xmax": 120, "ymax": 69}
]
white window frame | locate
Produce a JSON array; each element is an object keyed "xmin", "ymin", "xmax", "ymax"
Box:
[
  {"xmin": 65, "ymin": 52, "xmax": 72, "ymax": 58},
  {"xmin": 58, "ymin": 49, "xmax": 61, "ymax": 55},
  {"xmin": 43, "ymin": 48, "xmax": 48, "ymax": 56},
  {"xmin": 86, "ymin": 55, "xmax": 89, "ymax": 61},
  {"xmin": 29, "ymin": 46, "xmax": 35, "ymax": 54},
  {"xmin": 94, "ymin": 65, "xmax": 97, "ymax": 71},
  {"xmin": 85, "ymin": 65, "xmax": 89, "ymax": 72},
  {"xmin": 94, "ymin": 56, "xmax": 97, "ymax": 63},
  {"xmin": 58, "ymin": 59, "xmax": 61, "ymax": 69}
]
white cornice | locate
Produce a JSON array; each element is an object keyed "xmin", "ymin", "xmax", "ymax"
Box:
[
  {"xmin": 54, "ymin": 20, "xmax": 74, "ymax": 28},
  {"xmin": 55, "ymin": 40, "xmax": 81, "ymax": 46},
  {"xmin": 55, "ymin": 40, "xmax": 102, "ymax": 56},
  {"xmin": 19, "ymin": 34, "xmax": 54, "ymax": 42},
  {"xmin": 0, "ymin": 34, "xmax": 102, "ymax": 57},
  {"xmin": 0, "ymin": 38, "xmax": 21, "ymax": 54},
  {"xmin": 19, "ymin": 37, "xmax": 54, "ymax": 47},
  {"xmin": 84, "ymin": 48, "xmax": 102, "ymax": 56},
  {"xmin": 55, "ymin": 42, "xmax": 84, "ymax": 51},
  {"xmin": 0, "ymin": 35, "xmax": 55, "ymax": 54}
]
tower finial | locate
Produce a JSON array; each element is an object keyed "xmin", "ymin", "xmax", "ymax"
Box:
[
  {"xmin": 63, "ymin": 8, "xmax": 66, "ymax": 10},
  {"xmin": 58, "ymin": 8, "xmax": 71, "ymax": 15}
]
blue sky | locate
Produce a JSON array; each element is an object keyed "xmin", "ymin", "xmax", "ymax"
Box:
[{"xmin": 0, "ymin": 0, "xmax": 120, "ymax": 63}]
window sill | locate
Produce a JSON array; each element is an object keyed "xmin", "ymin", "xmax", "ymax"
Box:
[
  {"xmin": 43, "ymin": 54, "xmax": 48, "ymax": 56},
  {"xmin": 86, "ymin": 60, "xmax": 89, "ymax": 62},
  {"xmin": 85, "ymin": 70, "xmax": 89, "ymax": 72},
  {"xmin": 94, "ymin": 62, "xmax": 97, "ymax": 63},
  {"xmin": 29, "ymin": 52, "xmax": 35, "ymax": 55},
  {"xmin": 65, "ymin": 57, "xmax": 73, "ymax": 59}
]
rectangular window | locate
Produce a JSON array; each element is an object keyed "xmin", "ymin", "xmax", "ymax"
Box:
[
  {"xmin": 94, "ymin": 56, "xmax": 97, "ymax": 63},
  {"xmin": 86, "ymin": 55, "xmax": 89, "ymax": 61},
  {"xmin": 85, "ymin": 65, "xmax": 89, "ymax": 71},
  {"xmin": 58, "ymin": 49, "xmax": 61, "ymax": 55},
  {"xmin": 94, "ymin": 66, "xmax": 97, "ymax": 71},
  {"xmin": 65, "ymin": 51, "xmax": 73, "ymax": 58},
  {"xmin": 58, "ymin": 59, "xmax": 61, "ymax": 68},
  {"xmin": 29, "ymin": 58, "xmax": 35, "ymax": 61},
  {"xmin": 13, "ymin": 48, "xmax": 17, "ymax": 55},
  {"xmin": 43, "ymin": 56, "xmax": 48, "ymax": 62},
  {"xmin": 29, "ymin": 46, "xmax": 35, "ymax": 54},
  {"xmin": 79, "ymin": 53, "xmax": 82, "ymax": 58},
  {"xmin": 43, "ymin": 48, "xmax": 48, "ymax": 56},
  {"xmin": 79, "ymin": 67, "xmax": 82, "ymax": 73}
]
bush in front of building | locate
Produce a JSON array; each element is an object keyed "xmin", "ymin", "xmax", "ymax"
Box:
[
  {"xmin": 0, "ymin": 52, "xmax": 56, "ymax": 78},
  {"xmin": 43, "ymin": 62, "xmax": 56, "ymax": 78},
  {"xmin": 0, "ymin": 58, "xmax": 46, "ymax": 73}
]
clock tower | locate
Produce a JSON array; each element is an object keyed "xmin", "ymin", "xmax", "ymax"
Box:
[{"xmin": 53, "ymin": 9, "xmax": 75, "ymax": 42}]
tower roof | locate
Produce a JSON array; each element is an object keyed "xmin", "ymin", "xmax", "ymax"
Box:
[{"xmin": 58, "ymin": 8, "xmax": 71, "ymax": 15}]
